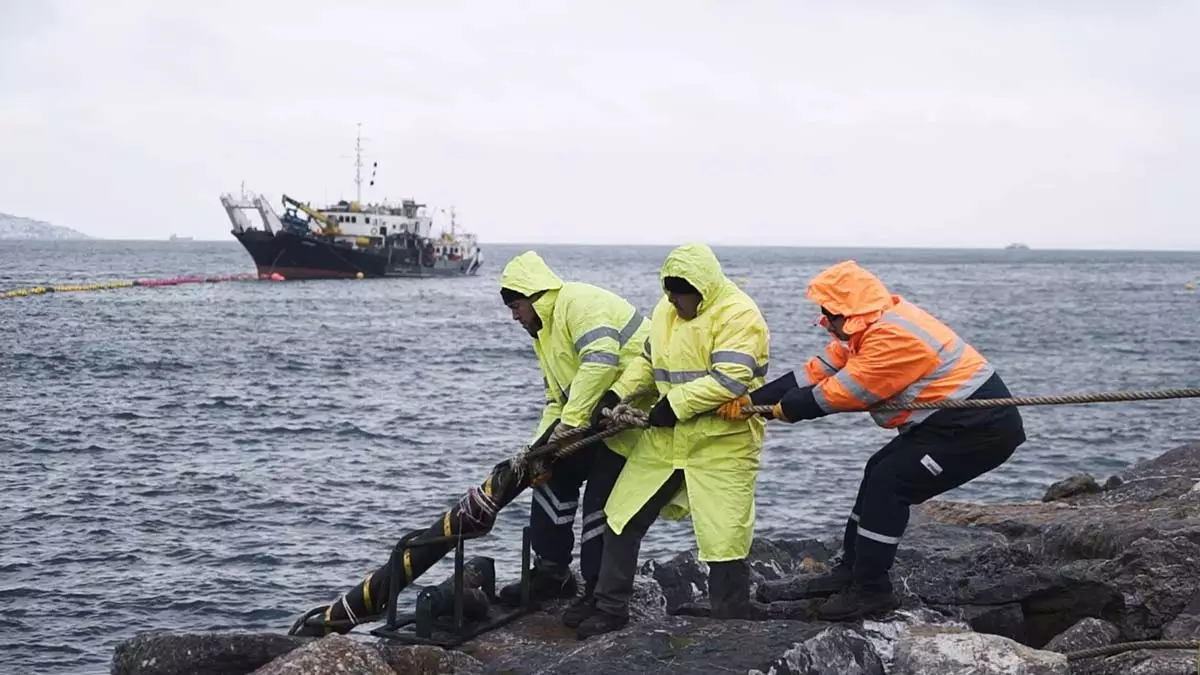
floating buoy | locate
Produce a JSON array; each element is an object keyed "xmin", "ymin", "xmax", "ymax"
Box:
[
  {"xmin": 355, "ymin": 272, "xmax": 364, "ymax": 279},
  {"xmin": 1185, "ymin": 282, "xmax": 1195, "ymax": 291},
  {"xmin": 269, "ymin": 273, "xmax": 285, "ymax": 282}
]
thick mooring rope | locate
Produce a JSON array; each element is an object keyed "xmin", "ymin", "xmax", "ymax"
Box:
[
  {"xmin": 743, "ymin": 387, "xmax": 1200, "ymax": 417},
  {"xmin": 1064, "ymin": 638, "xmax": 1200, "ymax": 661}
]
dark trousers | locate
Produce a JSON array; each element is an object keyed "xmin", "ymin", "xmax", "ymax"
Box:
[
  {"xmin": 529, "ymin": 440, "xmax": 627, "ymax": 591},
  {"xmin": 843, "ymin": 409, "xmax": 1026, "ymax": 589},
  {"xmin": 593, "ymin": 470, "xmax": 751, "ymax": 619}
]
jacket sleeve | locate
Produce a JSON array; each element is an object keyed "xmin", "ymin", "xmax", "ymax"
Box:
[
  {"xmin": 610, "ymin": 334, "xmax": 654, "ymax": 400},
  {"xmin": 666, "ymin": 305, "xmax": 769, "ymax": 422},
  {"xmin": 748, "ymin": 371, "xmax": 799, "ymax": 406},
  {"xmin": 532, "ymin": 376, "xmax": 564, "ymax": 444},
  {"xmin": 804, "ymin": 341, "xmax": 849, "ymax": 384},
  {"xmin": 558, "ymin": 297, "xmax": 624, "ymax": 427},
  {"xmin": 810, "ymin": 322, "xmax": 937, "ymax": 414}
]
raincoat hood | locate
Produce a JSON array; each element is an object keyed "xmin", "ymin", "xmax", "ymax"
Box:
[
  {"xmin": 500, "ymin": 251, "xmax": 565, "ymax": 298},
  {"xmin": 806, "ymin": 260, "xmax": 895, "ymax": 335},
  {"xmin": 659, "ymin": 243, "xmax": 728, "ymax": 312}
]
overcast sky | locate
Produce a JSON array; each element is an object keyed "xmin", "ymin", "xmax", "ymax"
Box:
[{"xmin": 1, "ymin": 1, "xmax": 1197, "ymax": 249}]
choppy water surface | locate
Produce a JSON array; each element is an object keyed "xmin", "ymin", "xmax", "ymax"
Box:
[{"xmin": 2, "ymin": 240, "xmax": 1199, "ymax": 674}]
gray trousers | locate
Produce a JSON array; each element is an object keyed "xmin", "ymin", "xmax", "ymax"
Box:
[{"xmin": 593, "ymin": 469, "xmax": 751, "ymax": 619}]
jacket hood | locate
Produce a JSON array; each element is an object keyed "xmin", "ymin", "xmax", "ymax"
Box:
[
  {"xmin": 659, "ymin": 243, "xmax": 728, "ymax": 312},
  {"xmin": 499, "ymin": 251, "xmax": 565, "ymax": 298},
  {"xmin": 806, "ymin": 260, "xmax": 895, "ymax": 334}
]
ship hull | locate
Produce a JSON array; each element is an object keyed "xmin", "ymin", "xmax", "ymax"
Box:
[{"xmin": 232, "ymin": 229, "xmax": 482, "ymax": 279}]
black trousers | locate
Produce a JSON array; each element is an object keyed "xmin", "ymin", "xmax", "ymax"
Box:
[
  {"xmin": 843, "ymin": 409, "xmax": 1026, "ymax": 589},
  {"xmin": 593, "ymin": 470, "xmax": 751, "ymax": 619},
  {"xmin": 529, "ymin": 440, "xmax": 627, "ymax": 591}
]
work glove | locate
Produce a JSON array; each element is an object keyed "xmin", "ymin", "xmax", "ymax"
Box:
[
  {"xmin": 770, "ymin": 402, "xmax": 791, "ymax": 423},
  {"xmin": 648, "ymin": 397, "xmax": 678, "ymax": 428},
  {"xmin": 529, "ymin": 458, "xmax": 552, "ymax": 487},
  {"xmin": 716, "ymin": 394, "xmax": 753, "ymax": 421},
  {"xmin": 590, "ymin": 390, "xmax": 622, "ymax": 429}
]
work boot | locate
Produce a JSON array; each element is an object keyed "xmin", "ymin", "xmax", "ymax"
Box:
[
  {"xmin": 497, "ymin": 566, "xmax": 578, "ymax": 607},
  {"xmin": 709, "ymin": 559, "xmax": 754, "ymax": 619},
  {"xmin": 575, "ymin": 609, "xmax": 629, "ymax": 639},
  {"xmin": 561, "ymin": 590, "xmax": 596, "ymax": 628},
  {"xmin": 816, "ymin": 582, "xmax": 900, "ymax": 622},
  {"xmin": 781, "ymin": 561, "xmax": 854, "ymax": 601}
]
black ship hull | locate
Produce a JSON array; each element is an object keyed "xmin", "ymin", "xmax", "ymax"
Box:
[{"xmin": 232, "ymin": 229, "xmax": 482, "ymax": 280}]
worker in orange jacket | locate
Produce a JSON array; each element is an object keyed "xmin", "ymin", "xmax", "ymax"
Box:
[{"xmin": 719, "ymin": 260, "xmax": 1026, "ymax": 621}]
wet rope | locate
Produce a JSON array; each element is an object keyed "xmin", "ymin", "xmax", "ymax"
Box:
[
  {"xmin": 742, "ymin": 388, "xmax": 1200, "ymax": 417},
  {"xmin": 1064, "ymin": 639, "xmax": 1200, "ymax": 661}
]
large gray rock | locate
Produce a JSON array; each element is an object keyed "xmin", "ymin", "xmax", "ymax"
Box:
[
  {"xmin": 749, "ymin": 625, "xmax": 884, "ymax": 675},
  {"xmin": 1072, "ymin": 648, "xmax": 1200, "ymax": 675},
  {"xmin": 461, "ymin": 613, "xmax": 826, "ymax": 675},
  {"xmin": 890, "ymin": 625, "xmax": 1069, "ymax": 675},
  {"xmin": 1043, "ymin": 617, "xmax": 1120, "ymax": 653},
  {"xmin": 250, "ymin": 634, "xmax": 391, "ymax": 674},
  {"xmin": 1162, "ymin": 590, "xmax": 1200, "ymax": 640},
  {"xmin": 111, "ymin": 631, "xmax": 307, "ymax": 675},
  {"xmin": 1042, "ymin": 474, "xmax": 1102, "ymax": 502},
  {"xmin": 374, "ymin": 643, "xmax": 484, "ymax": 674}
]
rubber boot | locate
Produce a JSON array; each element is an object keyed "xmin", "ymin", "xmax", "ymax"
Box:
[
  {"xmin": 561, "ymin": 584, "xmax": 597, "ymax": 628},
  {"xmin": 497, "ymin": 563, "xmax": 578, "ymax": 607},
  {"xmin": 709, "ymin": 559, "xmax": 753, "ymax": 619},
  {"xmin": 784, "ymin": 561, "xmax": 854, "ymax": 600},
  {"xmin": 575, "ymin": 609, "xmax": 629, "ymax": 639},
  {"xmin": 817, "ymin": 576, "xmax": 899, "ymax": 622}
]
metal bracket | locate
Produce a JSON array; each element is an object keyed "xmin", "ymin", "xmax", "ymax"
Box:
[{"xmin": 370, "ymin": 525, "xmax": 538, "ymax": 648}]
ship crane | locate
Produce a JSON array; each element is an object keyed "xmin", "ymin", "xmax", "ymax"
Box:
[{"xmin": 282, "ymin": 194, "xmax": 341, "ymax": 236}]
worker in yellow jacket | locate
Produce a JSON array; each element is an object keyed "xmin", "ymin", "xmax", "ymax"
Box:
[
  {"xmin": 496, "ymin": 251, "xmax": 652, "ymax": 629},
  {"xmin": 575, "ymin": 243, "xmax": 770, "ymax": 638}
]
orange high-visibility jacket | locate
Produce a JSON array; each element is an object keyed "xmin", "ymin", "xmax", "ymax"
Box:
[{"xmin": 798, "ymin": 260, "xmax": 996, "ymax": 431}]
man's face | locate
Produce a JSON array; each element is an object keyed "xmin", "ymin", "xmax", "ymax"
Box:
[
  {"xmin": 668, "ymin": 292, "xmax": 703, "ymax": 320},
  {"xmin": 508, "ymin": 297, "xmax": 541, "ymax": 337},
  {"xmin": 819, "ymin": 312, "xmax": 850, "ymax": 341}
]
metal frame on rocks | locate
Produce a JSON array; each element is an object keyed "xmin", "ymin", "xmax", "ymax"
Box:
[{"xmin": 370, "ymin": 526, "xmax": 538, "ymax": 648}]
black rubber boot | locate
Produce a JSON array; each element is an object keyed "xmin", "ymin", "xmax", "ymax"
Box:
[
  {"xmin": 787, "ymin": 561, "xmax": 854, "ymax": 600},
  {"xmin": 497, "ymin": 566, "xmax": 578, "ymax": 607},
  {"xmin": 816, "ymin": 580, "xmax": 899, "ymax": 622},
  {"xmin": 561, "ymin": 589, "xmax": 596, "ymax": 628},
  {"xmin": 709, "ymin": 559, "xmax": 753, "ymax": 619},
  {"xmin": 575, "ymin": 609, "xmax": 629, "ymax": 639}
]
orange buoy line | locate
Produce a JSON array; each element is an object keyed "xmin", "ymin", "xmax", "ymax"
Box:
[{"xmin": 0, "ymin": 272, "xmax": 275, "ymax": 300}]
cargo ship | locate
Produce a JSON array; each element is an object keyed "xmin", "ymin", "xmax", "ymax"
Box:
[{"xmin": 219, "ymin": 129, "xmax": 483, "ymax": 280}]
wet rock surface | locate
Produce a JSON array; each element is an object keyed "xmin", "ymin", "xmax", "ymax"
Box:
[{"xmin": 111, "ymin": 443, "xmax": 1200, "ymax": 674}]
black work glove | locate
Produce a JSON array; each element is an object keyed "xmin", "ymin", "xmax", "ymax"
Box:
[
  {"xmin": 590, "ymin": 390, "xmax": 622, "ymax": 429},
  {"xmin": 648, "ymin": 397, "xmax": 678, "ymax": 428}
]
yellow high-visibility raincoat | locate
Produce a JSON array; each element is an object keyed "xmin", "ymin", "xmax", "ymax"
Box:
[
  {"xmin": 606, "ymin": 243, "xmax": 770, "ymax": 561},
  {"xmin": 500, "ymin": 251, "xmax": 652, "ymax": 458}
]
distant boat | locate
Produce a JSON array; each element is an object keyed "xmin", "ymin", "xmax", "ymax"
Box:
[
  {"xmin": 1004, "ymin": 243, "xmax": 1030, "ymax": 250},
  {"xmin": 169, "ymin": 234, "xmax": 194, "ymax": 241},
  {"xmin": 218, "ymin": 125, "xmax": 483, "ymax": 280}
]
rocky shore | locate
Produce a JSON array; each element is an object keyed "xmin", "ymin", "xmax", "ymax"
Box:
[{"xmin": 112, "ymin": 443, "xmax": 1200, "ymax": 675}]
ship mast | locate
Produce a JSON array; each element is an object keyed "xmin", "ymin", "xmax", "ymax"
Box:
[{"xmin": 354, "ymin": 122, "xmax": 363, "ymax": 204}]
